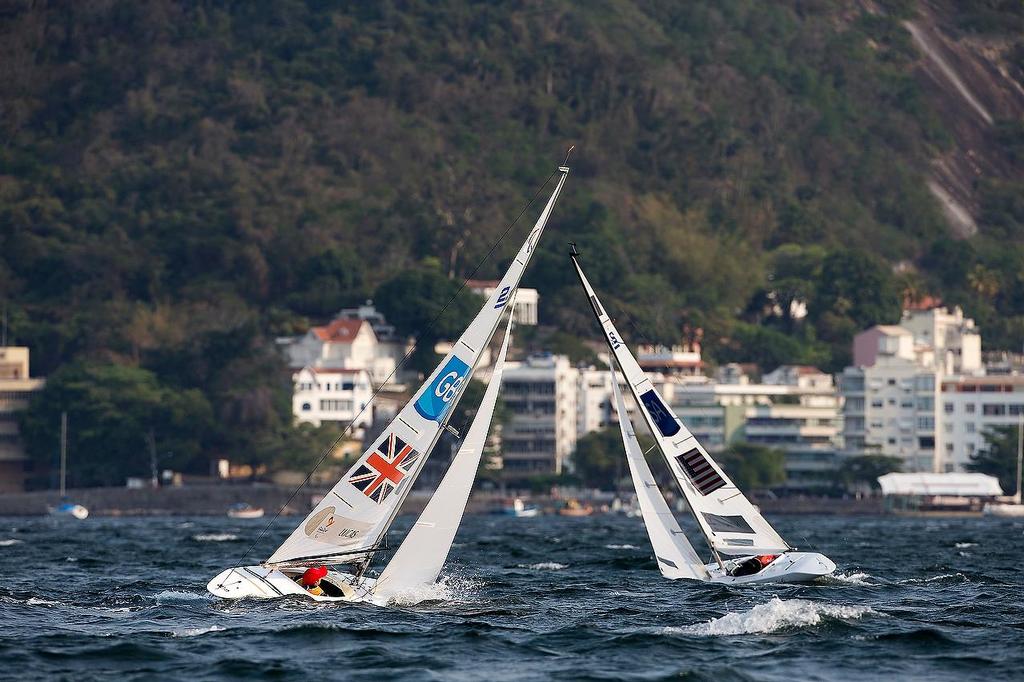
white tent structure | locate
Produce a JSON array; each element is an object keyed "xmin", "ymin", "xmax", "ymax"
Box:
[{"xmin": 877, "ymin": 473, "xmax": 1003, "ymax": 497}]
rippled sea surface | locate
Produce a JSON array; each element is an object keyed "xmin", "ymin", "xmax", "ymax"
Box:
[{"xmin": 1, "ymin": 513, "xmax": 1022, "ymax": 681}]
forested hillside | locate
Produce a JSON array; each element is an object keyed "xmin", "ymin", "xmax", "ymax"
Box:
[{"xmin": 2, "ymin": 0, "xmax": 1022, "ymax": 485}]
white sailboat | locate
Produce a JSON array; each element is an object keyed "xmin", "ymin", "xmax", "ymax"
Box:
[
  {"xmin": 983, "ymin": 415, "xmax": 1024, "ymax": 517},
  {"xmin": 207, "ymin": 163, "xmax": 570, "ymax": 603},
  {"xmin": 572, "ymin": 251, "xmax": 835, "ymax": 584},
  {"xmin": 48, "ymin": 411, "xmax": 89, "ymax": 520}
]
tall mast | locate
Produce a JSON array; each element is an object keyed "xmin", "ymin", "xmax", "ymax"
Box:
[
  {"xmin": 1016, "ymin": 413, "xmax": 1022, "ymax": 505},
  {"xmin": 59, "ymin": 412, "xmax": 67, "ymax": 497}
]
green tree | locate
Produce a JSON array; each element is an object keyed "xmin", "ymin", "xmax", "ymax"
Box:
[
  {"xmin": 20, "ymin": 362, "xmax": 214, "ymax": 487},
  {"xmin": 968, "ymin": 425, "xmax": 1022, "ymax": 496},
  {"xmin": 571, "ymin": 428, "xmax": 625, "ymax": 490},
  {"xmin": 374, "ymin": 260, "xmax": 483, "ymax": 375},
  {"xmin": 716, "ymin": 443, "xmax": 787, "ymax": 490},
  {"xmin": 836, "ymin": 455, "xmax": 902, "ymax": 492}
]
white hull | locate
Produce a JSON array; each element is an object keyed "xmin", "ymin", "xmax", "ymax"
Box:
[
  {"xmin": 49, "ymin": 504, "xmax": 89, "ymax": 520},
  {"xmin": 207, "ymin": 565, "xmax": 378, "ymax": 603},
  {"xmin": 672, "ymin": 552, "xmax": 835, "ymax": 585},
  {"xmin": 983, "ymin": 503, "xmax": 1024, "ymax": 517},
  {"xmin": 227, "ymin": 508, "xmax": 265, "ymax": 519}
]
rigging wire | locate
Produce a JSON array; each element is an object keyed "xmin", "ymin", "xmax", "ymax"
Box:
[{"xmin": 234, "ymin": 149, "xmax": 572, "ymax": 566}]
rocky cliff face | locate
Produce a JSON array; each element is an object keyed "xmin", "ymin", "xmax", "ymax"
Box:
[{"xmin": 899, "ymin": 2, "xmax": 1024, "ymax": 237}]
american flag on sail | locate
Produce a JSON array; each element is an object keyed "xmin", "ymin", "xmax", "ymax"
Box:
[
  {"xmin": 676, "ymin": 447, "xmax": 725, "ymax": 495},
  {"xmin": 348, "ymin": 433, "xmax": 421, "ymax": 504}
]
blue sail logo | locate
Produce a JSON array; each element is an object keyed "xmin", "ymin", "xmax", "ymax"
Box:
[{"xmin": 415, "ymin": 356, "xmax": 470, "ymax": 422}]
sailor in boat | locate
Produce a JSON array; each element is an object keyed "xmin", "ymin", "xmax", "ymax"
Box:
[
  {"xmin": 299, "ymin": 566, "xmax": 328, "ymax": 596},
  {"xmin": 729, "ymin": 554, "xmax": 780, "ymax": 578}
]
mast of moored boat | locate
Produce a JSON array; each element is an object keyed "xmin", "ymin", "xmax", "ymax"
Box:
[
  {"xmin": 59, "ymin": 411, "xmax": 67, "ymax": 498},
  {"xmin": 1016, "ymin": 414, "xmax": 1022, "ymax": 505}
]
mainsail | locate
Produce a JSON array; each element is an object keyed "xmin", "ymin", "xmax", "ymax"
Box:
[
  {"xmin": 610, "ymin": 373, "xmax": 709, "ymax": 580},
  {"xmin": 572, "ymin": 254, "xmax": 790, "ymax": 558},
  {"xmin": 265, "ymin": 166, "xmax": 570, "ymax": 566},
  {"xmin": 373, "ymin": 300, "xmax": 515, "ymax": 597}
]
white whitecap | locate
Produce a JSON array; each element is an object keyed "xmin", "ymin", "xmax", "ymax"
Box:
[
  {"xmin": 826, "ymin": 572, "xmax": 873, "ymax": 586},
  {"xmin": 955, "ymin": 542, "xmax": 977, "ymax": 549},
  {"xmin": 897, "ymin": 572, "xmax": 967, "ymax": 585},
  {"xmin": 172, "ymin": 625, "xmax": 226, "ymax": 638},
  {"xmin": 605, "ymin": 544, "xmax": 639, "ymax": 550},
  {"xmin": 672, "ymin": 597, "xmax": 875, "ymax": 636},
  {"xmin": 377, "ymin": 575, "xmax": 482, "ymax": 607},
  {"xmin": 155, "ymin": 590, "xmax": 216, "ymax": 603},
  {"xmin": 516, "ymin": 562, "xmax": 567, "ymax": 571},
  {"xmin": 0, "ymin": 539, "xmax": 22, "ymax": 546},
  {"xmin": 191, "ymin": 533, "xmax": 239, "ymax": 542},
  {"xmin": 27, "ymin": 597, "xmax": 60, "ymax": 606}
]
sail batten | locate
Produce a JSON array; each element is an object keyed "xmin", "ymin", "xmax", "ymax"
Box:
[
  {"xmin": 572, "ymin": 255, "xmax": 790, "ymax": 560},
  {"xmin": 265, "ymin": 167, "xmax": 569, "ymax": 567}
]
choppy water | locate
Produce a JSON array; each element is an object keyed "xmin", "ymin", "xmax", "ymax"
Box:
[{"xmin": 1, "ymin": 513, "xmax": 1022, "ymax": 680}]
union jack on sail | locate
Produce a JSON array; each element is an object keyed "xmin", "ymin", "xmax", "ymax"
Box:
[{"xmin": 348, "ymin": 433, "xmax": 421, "ymax": 504}]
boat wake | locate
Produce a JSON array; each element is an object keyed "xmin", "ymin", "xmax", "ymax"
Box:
[
  {"xmin": 674, "ymin": 597, "xmax": 876, "ymax": 636},
  {"xmin": 381, "ymin": 575, "xmax": 484, "ymax": 607},
  {"xmin": 824, "ymin": 572, "xmax": 874, "ymax": 586}
]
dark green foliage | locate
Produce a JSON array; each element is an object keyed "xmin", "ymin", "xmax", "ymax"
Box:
[
  {"xmin": 571, "ymin": 428, "xmax": 625, "ymax": 490},
  {"xmin": 836, "ymin": 455, "xmax": 903, "ymax": 491},
  {"xmin": 2, "ymin": 0, "xmax": 1022, "ymax": 485},
  {"xmin": 716, "ymin": 442, "xmax": 787, "ymax": 491},
  {"xmin": 969, "ymin": 425, "xmax": 1022, "ymax": 495}
]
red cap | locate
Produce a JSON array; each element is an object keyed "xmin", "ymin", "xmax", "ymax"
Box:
[{"xmin": 301, "ymin": 566, "xmax": 328, "ymax": 586}]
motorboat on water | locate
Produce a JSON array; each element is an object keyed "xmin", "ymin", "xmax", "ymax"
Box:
[
  {"xmin": 227, "ymin": 503, "xmax": 265, "ymax": 519},
  {"xmin": 572, "ymin": 250, "xmax": 836, "ymax": 585},
  {"xmin": 492, "ymin": 498, "xmax": 540, "ymax": 517},
  {"xmin": 49, "ymin": 502, "xmax": 89, "ymax": 520},
  {"xmin": 207, "ymin": 162, "xmax": 571, "ymax": 604}
]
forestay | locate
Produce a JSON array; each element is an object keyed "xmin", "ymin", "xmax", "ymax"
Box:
[
  {"xmin": 373, "ymin": 301, "xmax": 516, "ymax": 597},
  {"xmin": 572, "ymin": 255, "xmax": 790, "ymax": 557},
  {"xmin": 611, "ymin": 373, "xmax": 709, "ymax": 580},
  {"xmin": 265, "ymin": 167, "xmax": 570, "ymax": 567}
]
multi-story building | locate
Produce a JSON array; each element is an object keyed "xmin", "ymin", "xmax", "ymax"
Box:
[
  {"xmin": 941, "ymin": 375, "xmax": 1024, "ymax": 472},
  {"xmin": 466, "ymin": 280, "xmax": 539, "ymax": 326},
  {"xmin": 671, "ymin": 366, "xmax": 843, "ymax": 490},
  {"xmin": 501, "ymin": 354, "xmax": 578, "ymax": 475},
  {"xmin": 292, "ymin": 367, "xmax": 374, "ymax": 434},
  {"xmin": 0, "ymin": 347, "xmax": 44, "ymax": 492},
  {"xmin": 842, "ymin": 306, "xmax": 982, "ymax": 473}
]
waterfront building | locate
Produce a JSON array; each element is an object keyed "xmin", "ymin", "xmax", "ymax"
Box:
[
  {"xmin": 466, "ymin": 280, "xmax": 539, "ymax": 325},
  {"xmin": 292, "ymin": 367, "xmax": 374, "ymax": 434},
  {"xmin": 671, "ymin": 366, "xmax": 842, "ymax": 491},
  {"xmin": 842, "ymin": 306, "xmax": 982, "ymax": 473},
  {"xmin": 0, "ymin": 347, "xmax": 44, "ymax": 492},
  {"xmin": 502, "ymin": 354, "xmax": 578, "ymax": 475},
  {"xmin": 941, "ymin": 375, "xmax": 1024, "ymax": 472}
]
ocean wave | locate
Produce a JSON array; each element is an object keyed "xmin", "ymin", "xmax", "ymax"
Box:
[
  {"xmin": 154, "ymin": 590, "xmax": 215, "ymax": 603},
  {"xmin": 516, "ymin": 562, "xmax": 567, "ymax": 571},
  {"xmin": 605, "ymin": 544, "xmax": 639, "ymax": 550},
  {"xmin": 191, "ymin": 533, "xmax": 239, "ymax": 542},
  {"xmin": 27, "ymin": 597, "xmax": 60, "ymax": 606},
  {"xmin": 897, "ymin": 572, "xmax": 968, "ymax": 585},
  {"xmin": 378, "ymin": 575, "xmax": 483, "ymax": 607},
  {"xmin": 0, "ymin": 539, "xmax": 22, "ymax": 546},
  {"xmin": 172, "ymin": 625, "xmax": 226, "ymax": 638},
  {"xmin": 955, "ymin": 542, "xmax": 978, "ymax": 549},
  {"xmin": 825, "ymin": 572, "xmax": 874, "ymax": 586},
  {"xmin": 674, "ymin": 598, "xmax": 875, "ymax": 636}
]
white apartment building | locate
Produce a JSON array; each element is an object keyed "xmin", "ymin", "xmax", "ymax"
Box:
[
  {"xmin": 671, "ymin": 366, "xmax": 843, "ymax": 490},
  {"xmin": 0, "ymin": 347, "xmax": 44, "ymax": 492},
  {"xmin": 466, "ymin": 280, "xmax": 539, "ymax": 325},
  {"xmin": 292, "ymin": 367, "xmax": 374, "ymax": 434},
  {"xmin": 841, "ymin": 306, "xmax": 982, "ymax": 473},
  {"xmin": 502, "ymin": 354, "xmax": 578, "ymax": 475},
  {"xmin": 576, "ymin": 366, "xmax": 615, "ymax": 437},
  {"xmin": 941, "ymin": 376, "xmax": 1024, "ymax": 471}
]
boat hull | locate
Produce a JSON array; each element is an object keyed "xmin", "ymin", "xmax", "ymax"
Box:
[
  {"xmin": 983, "ymin": 503, "xmax": 1024, "ymax": 517},
  {"xmin": 699, "ymin": 552, "xmax": 836, "ymax": 585},
  {"xmin": 227, "ymin": 509, "xmax": 265, "ymax": 519},
  {"xmin": 49, "ymin": 504, "xmax": 89, "ymax": 520},
  {"xmin": 207, "ymin": 566, "xmax": 376, "ymax": 603}
]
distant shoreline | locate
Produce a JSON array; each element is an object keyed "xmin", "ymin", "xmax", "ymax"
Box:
[{"xmin": 0, "ymin": 484, "xmax": 884, "ymax": 517}]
